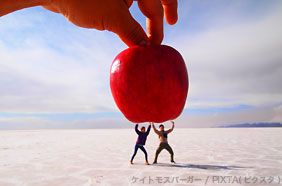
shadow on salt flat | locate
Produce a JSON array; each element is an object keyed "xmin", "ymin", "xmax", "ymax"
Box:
[{"xmin": 151, "ymin": 163, "xmax": 253, "ymax": 170}]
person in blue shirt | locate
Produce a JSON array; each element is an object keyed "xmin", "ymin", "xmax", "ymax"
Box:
[{"xmin": 130, "ymin": 123, "xmax": 151, "ymax": 165}]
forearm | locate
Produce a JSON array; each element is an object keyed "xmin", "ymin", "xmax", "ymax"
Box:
[
  {"xmin": 167, "ymin": 124, "xmax": 174, "ymax": 134},
  {"xmin": 146, "ymin": 125, "xmax": 151, "ymax": 134},
  {"xmin": 170, "ymin": 121, "xmax": 175, "ymax": 131},
  {"xmin": 152, "ymin": 123, "xmax": 156, "ymax": 131},
  {"xmin": 170, "ymin": 124, "xmax": 174, "ymax": 132},
  {"xmin": 152, "ymin": 124, "xmax": 159, "ymax": 134},
  {"xmin": 0, "ymin": 0, "xmax": 49, "ymax": 17},
  {"xmin": 135, "ymin": 124, "xmax": 139, "ymax": 134}
]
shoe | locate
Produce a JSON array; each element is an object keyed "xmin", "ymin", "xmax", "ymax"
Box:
[
  {"xmin": 145, "ymin": 161, "xmax": 149, "ymax": 165},
  {"xmin": 171, "ymin": 160, "xmax": 176, "ymax": 163},
  {"xmin": 153, "ymin": 161, "xmax": 157, "ymax": 164},
  {"xmin": 130, "ymin": 160, "xmax": 133, "ymax": 164}
]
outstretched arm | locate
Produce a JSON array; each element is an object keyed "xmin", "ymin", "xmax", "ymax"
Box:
[
  {"xmin": 166, "ymin": 121, "xmax": 175, "ymax": 134},
  {"xmin": 146, "ymin": 123, "xmax": 151, "ymax": 135},
  {"xmin": 151, "ymin": 122, "xmax": 160, "ymax": 135},
  {"xmin": 135, "ymin": 124, "xmax": 141, "ymax": 135}
]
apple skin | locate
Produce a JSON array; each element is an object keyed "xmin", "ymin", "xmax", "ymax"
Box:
[{"xmin": 110, "ymin": 45, "xmax": 189, "ymax": 123}]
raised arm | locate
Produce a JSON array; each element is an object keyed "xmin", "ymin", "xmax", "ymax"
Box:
[
  {"xmin": 135, "ymin": 124, "xmax": 141, "ymax": 135},
  {"xmin": 151, "ymin": 122, "xmax": 160, "ymax": 135},
  {"xmin": 146, "ymin": 123, "xmax": 151, "ymax": 135},
  {"xmin": 166, "ymin": 121, "xmax": 175, "ymax": 134}
]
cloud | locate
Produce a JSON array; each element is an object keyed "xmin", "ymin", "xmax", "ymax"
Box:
[
  {"xmin": 1, "ymin": 103, "xmax": 281, "ymax": 129},
  {"xmin": 0, "ymin": 116, "xmax": 131, "ymax": 130},
  {"xmin": 173, "ymin": 1, "xmax": 282, "ymax": 109},
  {"xmin": 0, "ymin": 7, "xmax": 127, "ymax": 114},
  {"xmin": 0, "ymin": 41, "xmax": 116, "ymax": 113},
  {"xmin": 176, "ymin": 104, "xmax": 282, "ymax": 128}
]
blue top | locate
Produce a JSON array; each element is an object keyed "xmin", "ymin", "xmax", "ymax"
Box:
[{"xmin": 135, "ymin": 124, "xmax": 151, "ymax": 145}]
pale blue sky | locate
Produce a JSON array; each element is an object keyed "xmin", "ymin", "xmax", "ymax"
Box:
[{"xmin": 0, "ymin": 0, "xmax": 281, "ymax": 129}]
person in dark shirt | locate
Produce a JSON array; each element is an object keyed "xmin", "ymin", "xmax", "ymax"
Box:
[{"xmin": 130, "ymin": 123, "xmax": 151, "ymax": 165}]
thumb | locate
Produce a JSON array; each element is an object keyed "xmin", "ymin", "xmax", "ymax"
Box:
[{"xmin": 108, "ymin": 6, "xmax": 149, "ymax": 47}]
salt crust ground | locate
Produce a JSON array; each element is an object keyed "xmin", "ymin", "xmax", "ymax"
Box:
[{"xmin": 0, "ymin": 128, "xmax": 282, "ymax": 186}]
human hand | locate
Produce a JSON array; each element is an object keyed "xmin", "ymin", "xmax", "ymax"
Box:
[{"xmin": 43, "ymin": 0, "xmax": 178, "ymax": 46}]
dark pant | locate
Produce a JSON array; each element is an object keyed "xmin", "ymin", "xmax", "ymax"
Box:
[
  {"xmin": 131, "ymin": 144, "xmax": 148, "ymax": 161},
  {"xmin": 154, "ymin": 142, "xmax": 174, "ymax": 162}
]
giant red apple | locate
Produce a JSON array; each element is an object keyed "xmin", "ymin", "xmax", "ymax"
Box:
[{"xmin": 110, "ymin": 45, "xmax": 188, "ymax": 123}]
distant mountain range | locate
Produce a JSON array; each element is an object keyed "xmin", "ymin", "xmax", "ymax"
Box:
[{"xmin": 218, "ymin": 122, "xmax": 282, "ymax": 128}]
